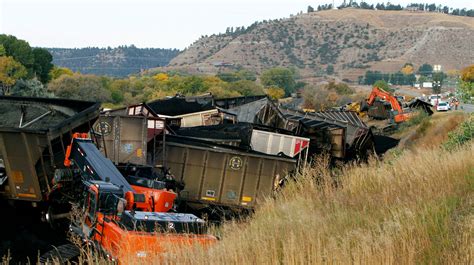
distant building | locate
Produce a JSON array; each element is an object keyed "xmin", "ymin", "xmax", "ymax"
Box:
[
  {"xmin": 422, "ymin": 82, "xmax": 433, "ymax": 88},
  {"xmin": 406, "ymin": 6, "xmax": 419, "ymax": 12}
]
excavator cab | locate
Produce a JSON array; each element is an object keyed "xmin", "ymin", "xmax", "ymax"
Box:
[
  {"xmin": 73, "ymin": 180, "xmax": 216, "ymax": 262},
  {"xmin": 79, "ymin": 180, "xmax": 124, "ymax": 239}
]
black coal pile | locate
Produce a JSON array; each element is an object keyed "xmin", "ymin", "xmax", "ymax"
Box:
[{"xmin": 0, "ymin": 102, "xmax": 69, "ymax": 129}]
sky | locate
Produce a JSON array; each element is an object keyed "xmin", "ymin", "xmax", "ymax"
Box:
[{"xmin": 1, "ymin": 0, "xmax": 472, "ymax": 50}]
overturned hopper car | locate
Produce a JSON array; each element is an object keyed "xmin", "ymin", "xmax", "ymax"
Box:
[{"xmin": 0, "ymin": 96, "xmax": 100, "ymax": 202}]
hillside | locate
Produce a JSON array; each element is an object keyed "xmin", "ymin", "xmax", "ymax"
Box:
[
  {"xmin": 162, "ymin": 9, "xmax": 474, "ymax": 82},
  {"xmin": 48, "ymin": 46, "xmax": 179, "ymax": 76}
]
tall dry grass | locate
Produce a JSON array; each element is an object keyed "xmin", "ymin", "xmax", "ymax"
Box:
[
  {"xmin": 163, "ymin": 142, "xmax": 473, "ymax": 265},
  {"xmin": 397, "ymin": 112, "xmax": 467, "ymax": 149}
]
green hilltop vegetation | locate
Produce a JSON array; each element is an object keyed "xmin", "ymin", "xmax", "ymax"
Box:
[{"xmin": 48, "ymin": 46, "xmax": 179, "ymax": 77}]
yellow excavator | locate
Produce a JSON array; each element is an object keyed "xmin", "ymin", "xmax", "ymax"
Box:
[{"xmin": 343, "ymin": 101, "xmax": 367, "ymax": 118}]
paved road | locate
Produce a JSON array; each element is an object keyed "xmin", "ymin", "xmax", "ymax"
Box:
[
  {"xmin": 396, "ymin": 87, "xmax": 424, "ymax": 98},
  {"xmin": 460, "ymin": 103, "xmax": 474, "ymax": 113},
  {"xmin": 397, "ymin": 87, "xmax": 474, "ymax": 113}
]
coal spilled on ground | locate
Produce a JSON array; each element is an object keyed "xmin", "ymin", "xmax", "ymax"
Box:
[{"xmin": 0, "ymin": 201, "xmax": 68, "ymax": 263}]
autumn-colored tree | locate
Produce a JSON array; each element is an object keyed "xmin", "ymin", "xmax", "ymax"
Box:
[
  {"xmin": 0, "ymin": 35, "xmax": 34, "ymax": 76},
  {"xmin": 153, "ymin": 73, "xmax": 169, "ymax": 82},
  {"xmin": 49, "ymin": 66, "xmax": 74, "ymax": 80},
  {"xmin": 460, "ymin": 64, "xmax": 474, "ymax": 82},
  {"xmin": 446, "ymin": 69, "xmax": 460, "ymax": 78},
  {"xmin": 265, "ymin": 87, "xmax": 285, "ymax": 100},
  {"xmin": 457, "ymin": 65, "xmax": 474, "ymax": 101},
  {"xmin": 0, "ymin": 56, "xmax": 27, "ymax": 95},
  {"xmin": 401, "ymin": 63, "xmax": 414, "ymax": 75}
]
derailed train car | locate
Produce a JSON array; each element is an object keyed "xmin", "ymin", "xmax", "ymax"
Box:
[
  {"xmin": 223, "ymin": 97, "xmax": 374, "ymax": 160},
  {"xmin": 157, "ymin": 135, "xmax": 296, "ymax": 210},
  {"xmin": 95, "ymin": 113, "xmax": 297, "ymax": 212},
  {"xmin": 0, "ymin": 96, "xmax": 100, "ymax": 203}
]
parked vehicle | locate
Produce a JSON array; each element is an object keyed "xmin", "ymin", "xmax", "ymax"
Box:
[
  {"xmin": 428, "ymin": 94, "xmax": 442, "ymax": 106},
  {"xmin": 436, "ymin": 102, "xmax": 450, "ymax": 112}
]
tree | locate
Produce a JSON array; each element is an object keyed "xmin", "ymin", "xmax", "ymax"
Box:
[
  {"xmin": 418, "ymin": 75, "xmax": 428, "ymax": 84},
  {"xmin": 153, "ymin": 73, "xmax": 169, "ymax": 82},
  {"xmin": 0, "ymin": 35, "xmax": 54, "ymax": 83},
  {"xmin": 260, "ymin": 67, "xmax": 296, "ymax": 96},
  {"xmin": 401, "ymin": 63, "xmax": 414, "ymax": 75},
  {"xmin": 360, "ymin": 2, "xmax": 373, "ymax": 9},
  {"xmin": 307, "ymin": 5, "xmax": 314, "ymax": 13},
  {"xmin": 460, "ymin": 64, "xmax": 474, "ymax": 82},
  {"xmin": 47, "ymin": 73, "xmax": 111, "ymax": 102},
  {"xmin": 418, "ymin": 63, "xmax": 433, "ymax": 76},
  {"xmin": 217, "ymin": 70, "xmax": 256, "ymax": 83},
  {"xmin": 0, "ymin": 56, "xmax": 27, "ymax": 95},
  {"xmin": 326, "ymin": 65, "xmax": 334, "ymax": 75},
  {"xmin": 180, "ymin": 76, "xmax": 207, "ymax": 95},
  {"xmin": 373, "ymin": 80, "xmax": 393, "ymax": 92},
  {"xmin": 0, "ymin": 45, "xmax": 5, "ymax": 56},
  {"xmin": 226, "ymin": 80, "xmax": 264, "ymax": 96},
  {"xmin": 265, "ymin": 87, "xmax": 285, "ymax": 100},
  {"xmin": 49, "ymin": 66, "xmax": 74, "ymax": 80},
  {"xmin": 10, "ymin": 78, "xmax": 49, "ymax": 97},
  {"xmin": 32, "ymin": 48, "xmax": 53, "ymax": 83},
  {"xmin": 0, "ymin": 34, "xmax": 34, "ymax": 77},
  {"xmin": 457, "ymin": 65, "xmax": 474, "ymax": 101},
  {"xmin": 326, "ymin": 81, "xmax": 354, "ymax": 95},
  {"xmin": 432, "ymin": 72, "xmax": 445, "ymax": 94}
]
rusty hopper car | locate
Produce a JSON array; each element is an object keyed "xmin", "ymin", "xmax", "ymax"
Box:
[
  {"xmin": 0, "ymin": 96, "xmax": 100, "ymax": 202},
  {"xmin": 159, "ymin": 135, "xmax": 296, "ymax": 210},
  {"xmin": 95, "ymin": 115, "xmax": 156, "ymax": 165}
]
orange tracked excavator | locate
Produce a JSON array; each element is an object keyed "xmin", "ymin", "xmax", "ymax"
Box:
[{"xmin": 366, "ymin": 86, "xmax": 414, "ymax": 123}]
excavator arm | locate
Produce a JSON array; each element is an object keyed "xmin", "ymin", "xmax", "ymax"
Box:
[
  {"xmin": 367, "ymin": 87, "xmax": 404, "ymax": 113},
  {"xmin": 366, "ymin": 86, "xmax": 410, "ymax": 123},
  {"xmin": 64, "ymin": 133, "xmax": 175, "ymax": 212}
]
